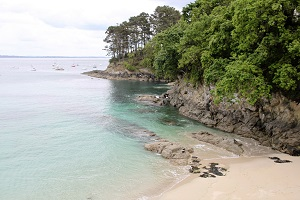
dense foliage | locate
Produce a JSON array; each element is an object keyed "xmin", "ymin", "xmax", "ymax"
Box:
[
  {"xmin": 143, "ymin": 0, "xmax": 300, "ymax": 104},
  {"xmin": 104, "ymin": 0, "xmax": 300, "ymax": 104}
]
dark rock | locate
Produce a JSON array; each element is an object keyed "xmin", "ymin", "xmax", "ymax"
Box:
[
  {"xmin": 192, "ymin": 162, "xmax": 227, "ymax": 178},
  {"xmin": 200, "ymin": 172, "xmax": 216, "ymax": 178},
  {"xmin": 269, "ymin": 157, "xmax": 280, "ymax": 160},
  {"xmin": 209, "ymin": 168, "xmax": 224, "ymax": 176},
  {"xmin": 274, "ymin": 159, "xmax": 292, "ymax": 163},
  {"xmin": 286, "ymin": 145, "xmax": 300, "ymax": 156},
  {"xmin": 166, "ymin": 81, "xmax": 300, "ymax": 156},
  {"xmin": 189, "ymin": 166, "xmax": 201, "ymax": 173},
  {"xmin": 206, "ymin": 163, "xmax": 227, "ymax": 177},
  {"xmin": 269, "ymin": 156, "xmax": 292, "ymax": 163}
]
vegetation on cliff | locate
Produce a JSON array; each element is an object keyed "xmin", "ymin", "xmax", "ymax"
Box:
[{"xmin": 104, "ymin": 0, "xmax": 300, "ymax": 104}]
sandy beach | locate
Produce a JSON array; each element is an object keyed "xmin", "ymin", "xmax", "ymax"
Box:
[{"xmin": 157, "ymin": 153, "xmax": 300, "ymax": 200}]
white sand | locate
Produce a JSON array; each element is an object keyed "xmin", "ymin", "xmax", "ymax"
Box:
[{"xmin": 158, "ymin": 153, "xmax": 300, "ymax": 200}]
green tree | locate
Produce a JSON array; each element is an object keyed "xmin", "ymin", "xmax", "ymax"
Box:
[
  {"xmin": 229, "ymin": 0, "xmax": 300, "ymax": 101},
  {"xmin": 103, "ymin": 0, "xmax": 300, "ymax": 103},
  {"xmin": 104, "ymin": 5, "xmax": 181, "ymax": 64},
  {"xmin": 151, "ymin": 22, "xmax": 185, "ymax": 80},
  {"xmin": 151, "ymin": 6, "xmax": 181, "ymax": 34},
  {"xmin": 161, "ymin": 0, "xmax": 299, "ymax": 103},
  {"xmin": 178, "ymin": 0, "xmax": 232, "ymax": 85},
  {"xmin": 137, "ymin": 12, "xmax": 152, "ymax": 48}
]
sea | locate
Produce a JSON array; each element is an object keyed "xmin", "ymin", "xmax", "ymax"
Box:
[{"xmin": 0, "ymin": 57, "xmax": 273, "ymax": 200}]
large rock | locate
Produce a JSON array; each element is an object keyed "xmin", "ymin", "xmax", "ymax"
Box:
[
  {"xmin": 191, "ymin": 131, "xmax": 244, "ymax": 155},
  {"xmin": 136, "ymin": 94, "xmax": 167, "ymax": 106},
  {"xmin": 144, "ymin": 139, "xmax": 194, "ymax": 165},
  {"xmin": 165, "ymin": 81, "xmax": 300, "ymax": 156}
]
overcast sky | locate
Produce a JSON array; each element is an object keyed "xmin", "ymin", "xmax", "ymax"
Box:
[{"xmin": 0, "ymin": 0, "xmax": 193, "ymax": 57}]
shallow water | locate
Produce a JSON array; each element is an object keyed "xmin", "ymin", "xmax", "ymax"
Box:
[{"xmin": 0, "ymin": 58, "xmax": 274, "ymax": 200}]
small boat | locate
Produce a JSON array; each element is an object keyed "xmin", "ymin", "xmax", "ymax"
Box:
[
  {"xmin": 31, "ymin": 65, "xmax": 36, "ymax": 71},
  {"xmin": 55, "ymin": 66, "xmax": 64, "ymax": 71},
  {"xmin": 52, "ymin": 63, "xmax": 58, "ymax": 69}
]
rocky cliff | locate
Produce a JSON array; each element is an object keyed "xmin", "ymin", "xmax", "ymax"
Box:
[
  {"xmin": 84, "ymin": 64, "xmax": 300, "ymax": 156},
  {"xmin": 165, "ymin": 81, "xmax": 300, "ymax": 156}
]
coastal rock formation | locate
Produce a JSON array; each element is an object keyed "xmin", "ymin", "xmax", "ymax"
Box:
[
  {"xmin": 198, "ymin": 163, "xmax": 227, "ymax": 178},
  {"xmin": 84, "ymin": 64, "xmax": 300, "ymax": 156},
  {"xmin": 83, "ymin": 63, "xmax": 166, "ymax": 82},
  {"xmin": 269, "ymin": 156, "xmax": 292, "ymax": 163},
  {"xmin": 136, "ymin": 94, "xmax": 169, "ymax": 106},
  {"xmin": 165, "ymin": 81, "xmax": 300, "ymax": 156},
  {"xmin": 144, "ymin": 139, "xmax": 194, "ymax": 165},
  {"xmin": 188, "ymin": 156, "xmax": 227, "ymax": 178},
  {"xmin": 191, "ymin": 131, "xmax": 245, "ymax": 156}
]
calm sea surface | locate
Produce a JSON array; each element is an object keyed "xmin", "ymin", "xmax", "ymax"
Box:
[{"xmin": 0, "ymin": 58, "xmax": 238, "ymax": 200}]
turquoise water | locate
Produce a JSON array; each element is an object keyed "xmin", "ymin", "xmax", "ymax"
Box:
[{"xmin": 0, "ymin": 58, "xmax": 213, "ymax": 200}]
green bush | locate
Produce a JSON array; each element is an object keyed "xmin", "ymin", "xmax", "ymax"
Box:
[{"xmin": 124, "ymin": 62, "xmax": 137, "ymax": 71}]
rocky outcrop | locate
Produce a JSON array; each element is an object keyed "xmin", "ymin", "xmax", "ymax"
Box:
[
  {"xmin": 165, "ymin": 81, "xmax": 300, "ymax": 156},
  {"xmin": 136, "ymin": 94, "xmax": 170, "ymax": 106},
  {"xmin": 191, "ymin": 132, "xmax": 245, "ymax": 156},
  {"xmin": 83, "ymin": 63, "xmax": 166, "ymax": 82},
  {"xmin": 144, "ymin": 139, "xmax": 194, "ymax": 165},
  {"xmin": 269, "ymin": 156, "xmax": 292, "ymax": 163},
  {"xmin": 188, "ymin": 156, "xmax": 227, "ymax": 178}
]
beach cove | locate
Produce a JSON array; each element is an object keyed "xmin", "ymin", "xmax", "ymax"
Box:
[
  {"xmin": 1, "ymin": 57, "xmax": 189, "ymax": 200},
  {"xmin": 1, "ymin": 58, "xmax": 299, "ymax": 199},
  {"xmin": 2, "ymin": 0, "xmax": 299, "ymax": 199},
  {"xmin": 85, "ymin": 64, "xmax": 300, "ymax": 200},
  {"xmin": 0, "ymin": 57, "xmax": 253, "ymax": 200}
]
